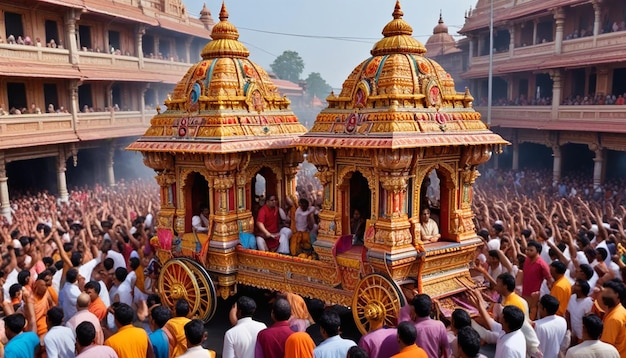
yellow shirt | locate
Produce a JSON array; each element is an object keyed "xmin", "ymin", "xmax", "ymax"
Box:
[
  {"xmin": 105, "ymin": 324, "xmax": 151, "ymax": 358},
  {"xmin": 164, "ymin": 316, "xmax": 191, "ymax": 357},
  {"xmin": 601, "ymin": 304, "xmax": 626, "ymax": 358},
  {"xmin": 502, "ymin": 292, "xmax": 529, "ymax": 316},
  {"xmin": 550, "ymin": 275, "xmax": 571, "ymax": 317}
]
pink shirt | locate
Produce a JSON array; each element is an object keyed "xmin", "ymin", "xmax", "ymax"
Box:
[{"xmin": 522, "ymin": 257, "xmax": 551, "ymax": 296}]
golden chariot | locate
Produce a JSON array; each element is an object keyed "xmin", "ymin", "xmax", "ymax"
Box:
[{"xmin": 127, "ymin": 1, "xmax": 508, "ymax": 334}]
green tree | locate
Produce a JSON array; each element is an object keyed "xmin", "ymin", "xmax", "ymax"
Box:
[
  {"xmin": 270, "ymin": 50, "xmax": 304, "ymax": 83},
  {"xmin": 305, "ymin": 72, "xmax": 332, "ymax": 100}
]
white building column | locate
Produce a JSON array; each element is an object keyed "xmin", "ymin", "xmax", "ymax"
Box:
[
  {"xmin": 591, "ymin": 146, "xmax": 604, "ymax": 189},
  {"xmin": 592, "ymin": 1, "xmax": 601, "ymax": 39},
  {"xmin": 0, "ymin": 152, "xmax": 10, "ymax": 223},
  {"xmin": 136, "ymin": 24, "xmax": 146, "ymax": 69},
  {"xmin": 57, "ymin": 154, "xmax": 69, "ymax": 203},
  {"xmin": 64, "ymin": 9, "xmax": 80, "ymax": 65},
  {"xmin": 554, "ymin": 8, "xmax": 565, "ymax": 54},
  {"xmin": 106, "ymin": 141, "xmax": 116, "ymax": 187},
  {"xmin": 550, "ymin": 70, "xmax": 562, "ymax": 117},
  {"xmin": 552, "ymin": 145, "xmax": 562, "ymax": 183},
  {"xmin": 512, "ymin": 141, "xmax": 520, "ymax": 170}
]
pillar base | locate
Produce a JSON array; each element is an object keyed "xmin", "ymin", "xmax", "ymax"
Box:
[{"xmin": 1, "ymin": 206, "xmax": 11, "ymax": 224}]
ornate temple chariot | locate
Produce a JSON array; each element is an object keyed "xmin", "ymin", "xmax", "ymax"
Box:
[{"xmin": 128, "ymin": 1, "xmax": 508, "ymax": 334}]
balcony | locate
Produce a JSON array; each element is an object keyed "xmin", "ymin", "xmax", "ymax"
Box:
[
  {"xmin": 475, "ymin": 105, "xmax": 626, "ymax": 134},
  {"xmin": 0, "ymin": 110, "xmax": 156, "ymax": 149},
  {"xmin": 466, "ymin": 30, "xmax": 626, "ymax": 77},
  {"xmin": 0, "ymin": 43, "xmax": 191, "ymax": 83}
]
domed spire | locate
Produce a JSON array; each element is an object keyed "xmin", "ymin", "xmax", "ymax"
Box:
[
  {"xmin": 199, "ymin": 3, "xmax": 214, "ymax": 30},
  {"xmin": 371, "ymin": 0, "xmax": 426, "ymax": 56},
  {"xmin": 434, "ymin": 11, "xmax": 449, "ymax": 34},
  {"xmin": 201, "ymin": 1, "xmax": 250, "ymax": 59}
]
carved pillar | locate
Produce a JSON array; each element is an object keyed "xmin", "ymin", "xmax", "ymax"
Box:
[
  {"xmin": 0, "ymin": 152, "xmax": 10, "ymax": 223},
  {"xmin": 532, "ymin": 20, "xmax": 538, "ymax": 45},
  {"xmin": 136, "ymin": 24, "xmax": 146, "ymax": 69},
  {"xmin": 69, "ymin": 80, "xmax": 80, "ymax": 130},
  {"xmin": 106, "ymin": 140, "xmax": 116, "ymax": 186},
  {"xmin": 512, "ymin": 140, "xmax": 519, "ymax": 170},
  {"xmin": 554, "ymin": 8, "xmax": 565, "ymax": 54},
  {"xmin": 550, "ymin": 70, "xmax": 562, "ymax": 116},
  {"xmin": 212, "ymin": 176, "xmax": 234, "ymax": 214},
  {"xmin": 64, "ymin": 9, "xmax": 80, "ymax": 65},
  {"xmin": 509, "ymin": 26, "xmax": 515, "ymax": 56},
  {"xmin": 185, "ymin": 37, "xmax": 193, "ymax": 63},
  {"xmin": 468, "ymin": 36, "xmax": 474, "ymax": 66},
  {"xmin": 591, "ymin": 146, "xmax": 604, "ymax": 189},
  {"xmin": 552, "ymin": 145, "xmax": 562, "ymax": 183},
  {"xmin": 57, "ymin": 154, "xmax": 70, "ymax": 203},
  {"xmin": 592, "ymin": 1, "xmax": 601, "ymax": 39},
  {"xmin": 380, "ymin": 175, "xmax": 408, "ymax": 219}
]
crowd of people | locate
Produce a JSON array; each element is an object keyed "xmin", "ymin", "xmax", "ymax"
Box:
[{"xmin": 0, "ymin": 163, "xmax": 626, "ymax": 357}]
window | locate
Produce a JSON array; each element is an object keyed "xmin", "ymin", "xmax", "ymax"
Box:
[
  {"xmin": 4, "ymin": 12, "xmax": 23, "ymax": 39},
  {"xmin": 7, "ymin": 83, "xmax": 27, "ymax": 111},
  {"xmin": 78, "ymin": 25, "xmax": 92, "ymax": 50},
  {"xmin": 43, "ymin": 84, "xmax": 58, "ymax": 112},
  {"xmin": 143, "ymin": 34, "xmax": 155, "ymax": 57},
  {"xmin": 78, "ymin": 84, "xmax": 93, "ymax": 109},
  {"xmin": 45, "ymin": 20, "xmax": 59, "ymax": 45},
  {"xmin": 108, "ymin": 30, "xmax": 120, "ymax": 53},
  {"xmin": 112, "ymin": 85, "xmax": 122, "ymax": 110}
]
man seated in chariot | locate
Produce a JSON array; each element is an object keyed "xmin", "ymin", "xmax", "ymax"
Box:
[
  {"xmin": 255, "ymin": 194, "xmax": 292, "ymax": 254},
  {"xmin": 419, "ymin": 207, "xmax": 441, "ymax": 243},
  {"xmin": 290, "ymin": 198, "xmax": 317, "ymax": 258},
  {"xmin": 191, "ymin": 206, "xmax": 210, "ymax": 233}
]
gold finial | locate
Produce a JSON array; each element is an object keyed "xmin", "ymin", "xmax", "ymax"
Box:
[
  {"xmin": 201, "ymin": 1, "xmax": 250, "ymax": 59},
  {"xmin": 392, "ymin": 0, "xmax": 403, "ymax": 19},
  {"xmin": 219, "ymin": 1, "xmax": 229, "ymax": 21},
  {"xmin": 371, "ymin": 1, "xmax": 426, "ymax": 56}
]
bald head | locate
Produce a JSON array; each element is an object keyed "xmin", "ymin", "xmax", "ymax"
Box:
[{"xmin": 77, "ymin": 293, "xmax": 91, "ymax": 309}]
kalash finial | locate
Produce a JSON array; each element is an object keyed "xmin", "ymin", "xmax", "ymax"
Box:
[
  {"xmin": 392, "ymin": 0, "xmax": 403, "ymax": 19},
  {"xmin": 219, "ymin": 1, "xmax": 229, "ymax": 21},
  {"xmin": 371, "ymin": 0, "xmax": 426, "ymax": 56},
  {"xmin": 201, "ymin": 1, "xmax": 250, "ymax": 59}
]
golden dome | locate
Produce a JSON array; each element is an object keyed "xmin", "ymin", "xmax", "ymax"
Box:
[
  {"xmin": 298, "ymin": 1, "xmax": 502, "ymax": 150},
  {"xmin": 129, "ymin": 2, "xmax": 307, "ymax": 154}
]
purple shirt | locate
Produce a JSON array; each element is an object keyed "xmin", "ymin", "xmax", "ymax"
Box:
[
  {"xmin": 413, "ymin": 317, "xmax": 450, "ymax": 358},
  {"xmin": 254, "ymin": 321, "xmax": 294, "ymax": 358},
  {"xmin": 359, "ymin": 327, "xmax": 399, "ymax": 358}
]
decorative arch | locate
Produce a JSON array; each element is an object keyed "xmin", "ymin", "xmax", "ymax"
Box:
[
  {"xmin": 337, "ymin": 166, "xmax": 376, "ymax": 236},
  {"xmin": 413, "ymin": 162, "xmax": 457, "ymax": 242},
  {"xmin": 178, "ymin": 167, "xmax": 212, "ymax": 233}
]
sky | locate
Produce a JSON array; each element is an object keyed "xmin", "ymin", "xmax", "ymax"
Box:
[{"xmin": 183, "ymin": 0, "xmax": 476, "ymax": 89}]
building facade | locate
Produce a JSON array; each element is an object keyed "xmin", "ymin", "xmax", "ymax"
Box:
[
  {"xmin": 461, "ymin": 0, "xmax": 626, "ymax": 185},
  {"xmin": 0, "ymin": 0, "xmax": 216, "ymax": 219}
]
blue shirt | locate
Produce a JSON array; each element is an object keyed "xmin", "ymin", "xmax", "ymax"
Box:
[
  {"xmin": 314, "ymin": 335, "xmax": 356, "ymax": 358},
  {"xmin": 149, "ymin": 328, "xmax": 169, "ymax": 358},
  {"xmin": 5, "ymin": 331, "xmax": 40, "ymax": 358}
]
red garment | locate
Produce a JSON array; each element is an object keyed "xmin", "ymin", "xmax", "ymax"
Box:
[
  {"xmin": 255, "ymin": 321, "xmax": 294, "ymax": 358},
  {"xmin": 522, "ymin": 257, "xmax": 551, "ymax": 296},
  {"xmin": 257, "ymin": 205, "xmax": 280, "ymax": 234}
]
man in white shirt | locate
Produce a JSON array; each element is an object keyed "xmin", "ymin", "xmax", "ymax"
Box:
[
  {"xmin": 565, "ymin": 314, "xmax": 619, "ymax": 358},
  {"xmin": 44, "ymin": 306, "xmax": 76, "ymax": 358},
  {"xmin": 111, "ymin": 267, "xmax": 133, "ymax": 306},
  {"xmin": 192, "ymin": 206, "xmax": 210, "ymax": 233},
  {"xmin": 487, "ymin": 223, "xmax": 504, "ymax": 250},
  {"xmin": 567, "ymin": 279, "xmax": 593, "ymax": 344},
  {"xmin": 59, "ymin": 268, "xmax": 83, "ymax": 322},
  {"xmin": 223, "ymin": 296, "xmax": 267, "ymax": 358},
  {"xmin": 494, "ymin": 305, "xmax": 526, "ymax": 358},
  {"xmin": 535, "ymin": 295, "xmax": 568, "ymax": 358}
]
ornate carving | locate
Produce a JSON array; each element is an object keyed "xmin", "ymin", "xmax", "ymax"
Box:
[
  {"xmin": 143, "ymin": 152, "xmax": 174, "ymax": 170},
  {"xmin": 460, "ymin": 168, "xmax": 480, "ymax": 185},
  {"xmin": 213, "ymin": 176, "xmax": 235, "ymax": 190},
  {"xmin": 459, "ymin": 145, "xmax": 491, "ymax": 169},
  {"xmin": 372, "ymin": 148, "xmax": 414, "ymax": 172},
  {"xmin": 307, "ymin": 147, "xmax": 335, "ymax": 168},
  {"xmin": 379, "ymin": 175, "xmax": 408, "ymax": 192},
  {"xmin": 204, "ymin": 153, "xmax": 242, "ymax": 173}
]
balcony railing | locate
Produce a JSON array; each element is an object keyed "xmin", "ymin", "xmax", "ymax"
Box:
[
  {"xmin": 0, "ymin": 110, "xmax": 156, "ymax": 148},
  {"xmin": 475, "ymin": 105, "xmax": 626, "ymax": 133}
]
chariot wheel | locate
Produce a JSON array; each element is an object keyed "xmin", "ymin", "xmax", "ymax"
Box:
[
  {"xmin": 179, "ymin": 258, "xmax": 218, "ymax": 322},
  {"xmin": 352, "ymin": 273, "xmax": 406, "ymax": 335},
  {"xmin": 158, "ymin": 258, "xmax": 203, "ymax": 319}
]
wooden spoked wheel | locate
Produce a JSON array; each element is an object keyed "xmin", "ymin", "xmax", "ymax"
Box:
[
  {"xmin": 179, "ymin": 258, "xmax": 217, "ymax": 323},
  {"xmin": 158, "ymin": 258, "xmax": 201, "ymax": 318},
  {"xmin": 352, "ymin": 273, "xmax": 406, "ymax": 335}
]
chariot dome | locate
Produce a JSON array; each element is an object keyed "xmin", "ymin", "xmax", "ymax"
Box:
[{"xmin": 298, "ymin": 1, "xmax": 506, "ymax": 149}]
